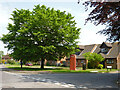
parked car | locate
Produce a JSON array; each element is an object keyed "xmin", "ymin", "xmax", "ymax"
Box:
[{"xmin": 25, "ymin": 63, "xmax": 33, "ymax": 66}]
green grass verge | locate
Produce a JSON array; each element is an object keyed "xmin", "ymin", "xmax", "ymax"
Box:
[
  {"xmin": 51, "ymin": 70, "xmax": 91, "ymax": 73},
  {"xmin": 5, "ymin": 64, "xmax": 119, "ymax": 73}
]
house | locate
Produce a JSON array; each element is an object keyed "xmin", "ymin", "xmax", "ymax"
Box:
[
  {"xmin": 66, "ymin": 42, "xmax": 120, "ymax": 69},
  {"xmin": 44, "ymin": 57, "xmax": 66, "ymax": 66},
  {"xmin": 2, "ymin": 54, "xmax": 13, "ymax": 60}
]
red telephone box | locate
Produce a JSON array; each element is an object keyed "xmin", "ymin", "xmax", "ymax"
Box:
[{"xmin": 70, "ymin": 54, "xmax": 76, "ymax": 70}]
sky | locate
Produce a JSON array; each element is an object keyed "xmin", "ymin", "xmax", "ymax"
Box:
[{"xmin": 0, "ymin": 0, "xmax": 108, "ymax": 55}]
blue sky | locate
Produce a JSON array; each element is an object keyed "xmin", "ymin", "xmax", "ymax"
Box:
[{"xmin": 0, "ymin": 0, "xmax": 107, "ymax": 54}]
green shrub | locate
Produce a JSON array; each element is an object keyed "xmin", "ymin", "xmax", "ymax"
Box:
[
  {"xmin": 84, "ymin": 52, "xmax": 104, "ymax": 69},
  {"xmin": 0, "ymin": 60, "xmax": 2, "ymax": 64},
  {"xmin": 46, "ymin": 62, "xmax": 50, "ymax": 66},
  {"xmin": 15, "ymin": 61, "xmax": 20, "ymax": 65},
  {"xmin": 88, "ymin": 62, "xmax": 94, "ymax": 69},
  {"xmin": 7, "ymin": 59, "xmax": 15, "ymax": 65},
  {"xmin": 98, "ymin": 64, "xmax": 103, "ymax": 69}
]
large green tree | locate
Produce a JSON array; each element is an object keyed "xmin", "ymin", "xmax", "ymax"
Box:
[
  {"xmin": 0, "ymin": 51, "xmax": 4, "ymax": 60},
  {"xmin": 83, "ymin": 52, "xmax": 104, "ymax": 69},
  {"xmin": 79, "ymin": 1, "xmax": 120, "ymax": 42},
  {"xmin": 1, "ymin": 5, "xmax": 80, "ymax": 69}
]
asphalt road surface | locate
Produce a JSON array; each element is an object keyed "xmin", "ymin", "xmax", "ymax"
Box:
[
  {"xmin": 0, "ymin": 65, "xmax": 67, "ymax": 88},
  {"xmin": 22, "ymin": 73, "xmax": 120, "ymax": 89},
  {"xmin": 0, "ymin": 64, "xmax": 120, "ymax": 89}
]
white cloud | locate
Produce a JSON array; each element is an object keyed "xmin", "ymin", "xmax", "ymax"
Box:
[
  {"xmin": 78, "ymin": 24, "xmax": 107, "ymax": 45},
  {"xmin": 0, "ymin": 0, "xmax": 78, "ymax": 3},
  {"xmin": 0, "ymin": 3, "xmax": 13, "ymax": 24},
  {"xmin": 0, "ymin": 41, "xmax": 8, "ymax": 55},
  {"xmin": 79, "ymin": 31, "xmax": 107, "ymax": 45},
  {"xmin": 0, "ymin": 3, "xmax": 11, "ymax": 37},
  {"xmin": 0, "ymin": 3, "xmax": 11, "ymax": 54}
]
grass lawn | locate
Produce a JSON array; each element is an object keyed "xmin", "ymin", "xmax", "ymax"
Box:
[{"xmin": 5, "ymin": 64, "xmax": 119, "ymax": 73}]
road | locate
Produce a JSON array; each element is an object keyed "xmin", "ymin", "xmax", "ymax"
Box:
[
  {"xmin": 22, "ymin": 73, "xmax": 120, "ymax": 89},
  {"xmin": 0, "ymin": 64, "xmax": 120, "ymax": 89},
  {"xmin": 0, "ymin": 65, "xmax": 67, "ymax": 88},
  {"xmin": 0, "ymin": 65, "xmax": 2, "ymax": 89}
]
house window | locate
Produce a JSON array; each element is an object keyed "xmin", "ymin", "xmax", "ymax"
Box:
[
  {"xmin": 101, "ymin": 48, "xmax": 107, "ymax": 53},
  {"xmin": 81, "ymin": 60, "xmax": 84, "ymax": 64},
  {"xmin": 75, "ymin": 52, "xmax": 80, "ymax": 55},
  {"xmin": 76, "ymin": 60, "xmax": 78, "ymax": 66},
  {"xmin": 106, "ymin": 59, "xmax": 114, "ymax": 64},
  {"xmin": 67, "ymin": 60, "xmax": 70, "ymax": 65}
]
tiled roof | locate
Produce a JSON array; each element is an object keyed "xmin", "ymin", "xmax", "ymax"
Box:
[
  {"xmin": 76, "ymin": 44, "xmax": 95, "ymax": 59},
  {"xmin": 104, "ymin": 42, "xmax": 119, "ymax": 58},
  {"xmin": 66, "ymin": 42, "xmax": 120, "ymax": 60},
  {"xmin": 76, "ymin": 42, "xmax": 120, "ymax": 59},
  {"xmin": 78, "ymin": 45, "xmax": 85, "ymax": 50}
]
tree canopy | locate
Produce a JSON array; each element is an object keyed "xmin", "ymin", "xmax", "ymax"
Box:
[
  {"xmin": 1, "ymin": 5, "xmax": 80, "ymax": 69},
  {"xmin": 0, "ymin": 51, "xmax": 4, "ymax": 60},
  {"xmin": 83, "ymin": 52, "xmax": 104, "ymax": 69},
  {"xmin": 82, "ymin": 1, "xmax": 120, "ymax": 42}
]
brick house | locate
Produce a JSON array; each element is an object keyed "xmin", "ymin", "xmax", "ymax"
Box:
[
  {"xmin": 66, "ymin": 42, "xmax": 120, "ymax": 69},
  {"xmin": 44, "ymin": 57, "xmax": 66, "ymax": 66},
  {"xmin": 2, "ymin": 54, "xmax": 13, "ymax": 60}
]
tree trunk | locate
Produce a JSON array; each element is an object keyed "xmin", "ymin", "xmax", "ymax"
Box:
[
  {"xmin": 21, "ymin": 60, "xmax": 23, "ymax": 68},
  {"xmin": 41, "ymin": 59, "xmax": 44, "ymax": 69}
]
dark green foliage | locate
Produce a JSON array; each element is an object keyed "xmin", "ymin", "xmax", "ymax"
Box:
[
  {"xmin": 0, "ymin": 60, "xmax": 2, "ymax": 64},
  {"xmin": 0, "ymin": 51, "xmax": 4, "ymax": 60},
  {"xmin": 88, "ymin": 62, "xmax": 93, "ymax": 69},
  {"xmin": 83, "ymin": 2, "xmax": 120, "ymax": 42},
  {"xmin": 1, "ymin": 4, "xmax": 80, "ymax": 69},
  {"xmin": 46, "ymin": 62, "xmax": 50, "ymax": 66}
]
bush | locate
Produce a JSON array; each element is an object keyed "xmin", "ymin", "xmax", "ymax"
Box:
[
  {"xmin": 98, "ymin": 64, "xmax": 103, "ymax": 69},
  {"xmin": 15, "ymin": 61, "xmax": 20, "ymax": 65},
  {"xmin": 46, "ymin": 62, "xmax": 50, "ymax": 66},
  {"xmin": 2, "ymin": 59, "xmax": 6, "ymax": 64},
  {"xmin": 7, "ymin": 59, "xmax": 15, "ymax": 65},
  {"xmin": 84, "ymin": 52, "xmax": 104, "ymax": 69},
  {"xmin": 88, "ymin": 62, "xmax": 94, "ymax": 69},
  {"xmin": 0, "ymin": 60, "xmax": 2, "ymax": 64}
]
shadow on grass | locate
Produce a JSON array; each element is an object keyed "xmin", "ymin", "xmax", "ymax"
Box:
[{"xmin": 6, "ymin": 67, "xmax": 63, "ymax": 71}]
